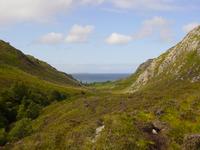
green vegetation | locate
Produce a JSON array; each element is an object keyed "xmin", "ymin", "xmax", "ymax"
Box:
[
  {"xmin": 0, "ymin": 40, "xmax": 86, "ymax": 147},
  {"xmin": 8, "ymin": 118, "xmax": 32, "ymax": 141},
  {"xmin": 0, "ymin": 40, "xmax": 79, "ymax": 87},
  {"xmin": 1, "ymin": 26, "xmax": 200, "ymax": 149},
  {"xmin": 0, "ymin": 81, "xmax": 71, "ymax": 145}
]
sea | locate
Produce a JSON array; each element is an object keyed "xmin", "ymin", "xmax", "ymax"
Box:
[{"xmin": 72, "ymin": 73, "xmax": 130, "ymax": 83}]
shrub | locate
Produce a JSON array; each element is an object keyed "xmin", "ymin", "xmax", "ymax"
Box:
[
  {"xmin": 10, "ymin": 82, "xmax": 29, "ymax": 103},
  {"xmin": 17, "ymin": 102, "xmax": 41, "ymax": 120},
  {"xmin": 26, "ymin": 102, "xmax": 41, "ymax": 119},
  {"xmin": 0, "ymin": 128, "xmax": 7, "ymax": 146},
  {"xmin": 28, "ymin": 90, "xmax": 49, "ymax": 106},
  {"xmin": 17, "ymin": 104, "xmax": 27, "ymax": 120},
  {"xmin": 8, "ymin": 118, "xmax": 32, "ymax": 141},
  {"xmin": 0, "ymin": 113, "xmax": 7, "ymax": 128},
  {"xmin": 50, "ymin": 90, "xmax": 66, "ymax": 101}
]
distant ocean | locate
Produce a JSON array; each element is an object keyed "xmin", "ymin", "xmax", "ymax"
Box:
[{"xmin": 72, "ymin": 73, "xmax": 130, "ymax": 83}]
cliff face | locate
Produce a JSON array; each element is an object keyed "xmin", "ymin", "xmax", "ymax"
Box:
[{"xmin": 128, "ymin": 26, "xmax": 200, "ymax": 92}]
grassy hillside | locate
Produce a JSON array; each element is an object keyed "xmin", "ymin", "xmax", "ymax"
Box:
[
  {"xmin": 1, "ymin": 26, "xmax": 200, "ymax": 150},
  {"xmin": 0, "ymin": 40, "xmax": 86, "ymax": 148},
  {"xmin": 0, "ymin": 40, "xmax": 80, "ymax": 87},
  {"xmin": 8, "ymin": 79, "xmax": 200, "ymax": 150}
]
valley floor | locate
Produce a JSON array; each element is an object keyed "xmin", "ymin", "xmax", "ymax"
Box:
[{"xmin": 6, "ymin": 79, "xmax": 200, "ymax": 150}]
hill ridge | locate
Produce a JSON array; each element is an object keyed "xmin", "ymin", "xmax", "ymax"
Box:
[{"xmin": 0, "ymin": 40, "xmax": 80, "ymax": 87}]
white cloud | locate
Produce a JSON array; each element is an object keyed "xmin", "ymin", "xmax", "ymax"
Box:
[
  {"xmin": 106, "ymin": 33, "xmax": 132, "ymax": 45},
  {"xmin": 37, "ymin": 24, "xmax": 95, "ymax": 45},
  {"xmin": 133, "ymin": 16, "xmax": 173, "ymax": 42},
  {"xmin": 105, "ymin": 16, "xmax": 172, "ymax": 45},
  {"xmin": 38, "ymin": 32, "xmax": 64, "ymax": 44},
  {"xmin": 65, "ymin": 24, "xmax": 94, "ymax": 43},
  {"xmin": 80, "ymin": 0, "xmax": 105, "ymax": 5},
  {"xmin": 0, "ymin": 0, "xmax": 188, "ymax": 26},
  {"xmin": 182, "ymin": 23, "xmax": 199, "ymax": 33},
  {"xmin": 0, "ymin": 0, "xmax": 104, "ymax": 25},
  {"xmin": 0, "ymin": 0, "xmax": 74, "ymax": 25}
]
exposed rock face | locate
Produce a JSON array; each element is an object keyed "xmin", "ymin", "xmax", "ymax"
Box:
[
  {"xmin": 128, "ymin": 26, "xmax": 200, "ymax": 92},
  {"xmin": 183, "ymin": 134, "xmax": 200, "ymax": 150},
  {"xmin": 135, "ymin": 59, "xmax": 154, "ymax": 73}
]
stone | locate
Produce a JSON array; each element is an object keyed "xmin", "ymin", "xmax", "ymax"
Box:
[
  {"xmin": 152, "ymin": 129, "xmax": 158, "ymax": 135},
  {"xmin": 152, "ymin": 120, "xmax": 167, "ymax": 131}
]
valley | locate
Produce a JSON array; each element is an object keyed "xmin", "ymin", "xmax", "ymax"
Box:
[{"xmin": 1, "ymin": 26, "xmax": 200, "ymax": 150}]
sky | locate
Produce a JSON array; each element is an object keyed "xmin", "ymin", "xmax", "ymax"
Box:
[{"xmin": 0, "ymin": 0, "xmax": 200, "ymax": 73}]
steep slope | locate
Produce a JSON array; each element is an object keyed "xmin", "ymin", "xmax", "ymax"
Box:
[
  {"xmin": 0, "ymin": 40, "xmax": 80, "ymax": 87},
  {"xmin": 127, "ymin": 26, "xmax": 200, "ymax": 92}
]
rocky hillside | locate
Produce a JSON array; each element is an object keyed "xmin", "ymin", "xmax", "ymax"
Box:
[
  {"xmin": 128, "ymin": 25, "xmax": 200, "ymax": 92},
  {"xmin": 0, "ymin": 40, "xmax": 80, "ymax": 87}
]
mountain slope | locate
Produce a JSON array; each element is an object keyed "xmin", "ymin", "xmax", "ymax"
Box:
[
  {"xmin": 0, "ymin": 40, "xmax": 80, "ymax": 87},
  {"xmin": 0, "ymin": 40, "xmax": 86, "ymax": 148},
  {"xmin": 127, "ymin": 26, "xmax": 200, "ymax": 92}
]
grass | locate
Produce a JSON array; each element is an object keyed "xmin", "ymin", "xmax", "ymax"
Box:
[
  {"xmin": 2, "ymin": 27, "xmax": 200, "ymax": 149},
  {"xmin": 6, "ymin": 77, "xmax": 200, "ymax": 149},
  {"xmin": 0, "ymin": 40, "xmax": 79, "ymax": 86}
]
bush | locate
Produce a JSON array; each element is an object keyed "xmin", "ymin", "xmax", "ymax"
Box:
[
  {"xmin": 0, "ymin": 128, "xmax": 7, "ymax": 146},
  {"xmin": 49, "ymin": 90, "xmax": 67, "ymax": 101},
  {"xmin": 17, "ymin": 102, "xmax": 41, "ymax": 120},
  {"xmin": 17, "ymin": 104, "xmax": 27, "ymax": 120},
  {"xmin": 0, "ymin": 113, "xmax": 7, "ymax": 129},
  {"xmin": 26, "ymin": 102, "xmax": 41, "ymax": 119},
  {"xmin": 10, "ymin": 82, "xmax": 28, "ymax": 103},
  {"xmin": 8, "ymin": 118, "xmax": 32, "ymax": 141},
  {"xmin": 28, "ymin": 90, "xmax": 50, "ymax": 106}
]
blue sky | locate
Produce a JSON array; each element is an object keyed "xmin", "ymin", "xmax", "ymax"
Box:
[{"xmin": 0, "ymin": 0, "xmax": 200, "ymax": 73}]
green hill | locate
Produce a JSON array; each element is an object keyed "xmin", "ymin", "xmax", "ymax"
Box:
[
  {"xmin": 2, "ymin": 26, "xmax": 200, "ymax": 150},
  {"xmin": 0, "ymin": 40, "xmax": 80, "ymax": 88},
  {"xmin": 0, "ymin": 41, "xmax": 86, "ymax": 148}
]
